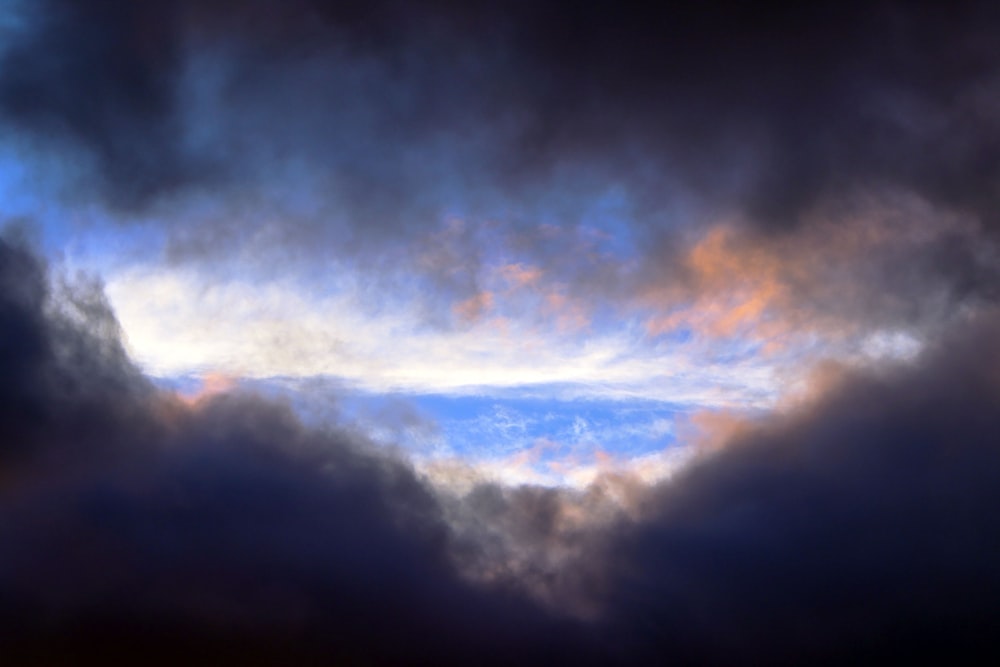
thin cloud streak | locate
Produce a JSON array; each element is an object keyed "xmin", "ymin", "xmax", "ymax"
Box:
[{"xmin": 104, "ymin": 264, "xmax": 786, "ymax": 407}]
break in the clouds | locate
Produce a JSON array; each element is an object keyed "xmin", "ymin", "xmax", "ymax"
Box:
[
  {"xmin": 3, "ymin": 1, "xmax": 1000, "ymax": 662},
  {"xmin": 5, "ymin": 202, "xmax": 1000, "ymax": 663}
]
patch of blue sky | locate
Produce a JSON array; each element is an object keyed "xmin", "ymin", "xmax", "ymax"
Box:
[
  {"xmin": 417, "ymin": 395, "xmax": 684, "ymax": 459},
  {"xmin": 230, "ymin": 376, "xmax": 692, "ymax": 462},
  {"xmin": 0, "ymin": 1, "xmax": 28, "ymax": 39},
  {"xmin": 0, "ymin": 144, "xmax": 180, "ymax": 274},
  {"xmin": 151, "ymin": 374, "xmax": 202, "ymax": 396},
  {"xmin": 0, "ymin": 146, "xmax": 72, "ymax": 252},
  {"xmin": 553, "ymin": 184, "xmax": 638, "ymax": 259},
  {"xmin": 0, "ymin": 148, "xmax": 30, "ymax": 206}
]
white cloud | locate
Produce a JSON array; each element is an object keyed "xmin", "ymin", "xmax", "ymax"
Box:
[{"xmin": 106, "ymin": 265, "xmax": 787, "ymax": 408}]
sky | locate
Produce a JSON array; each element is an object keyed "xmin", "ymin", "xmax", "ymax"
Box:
[{"xmin": 2, "ymin": 1, "xmax": 1000, "ymax": 663}]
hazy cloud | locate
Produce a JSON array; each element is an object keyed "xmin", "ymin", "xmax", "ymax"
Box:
[{"xmin": 4, "ymin": 2, "xmax": 999, "ymax": 261}]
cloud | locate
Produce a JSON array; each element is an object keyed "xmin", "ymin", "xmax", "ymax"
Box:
[
  {"xmin": 102, "ymin": 263, "xmax": 784, "ymax": 406},
  {"xmin": 0, "ymin": 229, "xmax": 151, "ymax": 469},
  {"xmin": 409, "ymin": 314, "xmax": 1000, "ymax": 662},
  {"xmin": 3, "ymin": 2, "xmax": 1000, "ymax": 286},
  {"xmin": 4, "ymin": 1, "xmax": 999, "ymax": 382},
  {"xmin": 597, "ymin": 315, "xmax": 1000, "ymax": 662},
  {"xmin": 0, "ymin": 233, "xmax": 606, "ymax": 664},
  {"xmin": 3, "ymin": 2, "xmax": 1000, "ymax": 660},
  {"xmin": 6, "ymin": 211, "xmax": 1000, "ymax": 662},
  {"xmin": 638, "ymin": 199, "xmax": 999, "ymax": 347}
]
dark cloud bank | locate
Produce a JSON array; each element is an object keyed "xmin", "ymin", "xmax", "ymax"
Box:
[
  {"xmin": 2, "ymin": 0, "xmax": 999, "ymax": 232},
  {"xmin": 4, "ymin": 227, "xmax": 1000, "ymax": 663},
  {"xmin": 2, "ymin": 0, "xmax": 999, "ymax": 331}
]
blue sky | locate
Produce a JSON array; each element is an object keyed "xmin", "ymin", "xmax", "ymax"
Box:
[
  {"xmin": 0, "ymin": 141, "xmax": 933, "ymax": 488},
  {"xmin": 0, "ymin": 0, "xmax": 970, "ymax": 494}
]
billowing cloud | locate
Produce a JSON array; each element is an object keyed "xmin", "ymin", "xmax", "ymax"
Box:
[
  {"xmin": 601, "ymin": 314, "xmax": 1000, "ymax": 663},
  {"xmin": 2, "ymin": 1, "xmax": 997, "ymax": 395},
  {"xmin": 6, "ymin": 205, "xmax": 1000, "ymax": 663},
  {"xmin": 3, "ymin": 2, "xmax": 999, "ymax": 270},
  {"xmin": 3, "ymin": 2, "xmax": 1000, "ymax": 663},
  {"xmin": 0, "ymin": 234, "xmax": 603, "ymax": 664}
]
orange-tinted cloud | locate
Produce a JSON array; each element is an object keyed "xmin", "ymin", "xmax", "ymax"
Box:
[
  {"xmin": 499, "ymin": 262, "xmax": 543, "ymax": 288},
  {"xmin": 453, "ymin": 290, "xmax": 494, "ymax": 323},
  {"xmin": 179, "ymin": 372, "xmax": 237, "ymax": 406},
  {"xmin": 640, "ymin": 202, "xmax": 980, "ymax": 351}
]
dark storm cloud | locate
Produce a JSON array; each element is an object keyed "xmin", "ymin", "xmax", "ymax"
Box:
[
  {"xmin": 601, "ymin": 318, "xmax": 1000, "ymax": 664},
  {"xmin": 3, "ymin": 0, "xmax": 999, "ymax": 335},
  {"xmin": 5, "ymin": 234, "xmax": 1000, "ymax": 663},
  {"xmin": 0, "ymin": 1, "xmax": 217, "ymax": 208},
  {"xmin": 0, "ymin": 234, "xmax": 605, "ymax": 664},
  {"xmin": 444, "ymin": 341, "xmax": 1000, "ymax": 667},
  {"xmin": 0, "ymin": 227, "xmax": 152, "ymax": 467},
  {"xmin": 2, "ymin": 0, "xmax": 999, "ymax": 233}
]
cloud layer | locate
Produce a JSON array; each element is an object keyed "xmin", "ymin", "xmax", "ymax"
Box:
[
  {"xmin": 3, "ymin": 1, "xmax": 999, "ymax": 400},
  {"xmin": 4, "ymin": 1, "xmax": 999, "ymax": 305},
  {"xmin": 4, "ymin": 221, "xmax": 1000, "ymax": 663},
  {"xmin": 4, "ymin": 1, "xmax": 999, "ymax": 227}
]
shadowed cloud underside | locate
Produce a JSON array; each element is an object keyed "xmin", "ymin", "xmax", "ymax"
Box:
[{"xmin": 2, "ymin": 0, "xmax": 1000, "ymax": 663}]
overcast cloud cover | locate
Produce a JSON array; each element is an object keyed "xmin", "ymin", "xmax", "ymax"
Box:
[{"xmin": 2, "ymin": 0, "xmax": 1000, "ymax": 663}]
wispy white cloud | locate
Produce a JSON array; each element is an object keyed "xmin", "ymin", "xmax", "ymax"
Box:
[{"xmin": 105, "ymin": 265, "xmax": 790, "ymax": 407}]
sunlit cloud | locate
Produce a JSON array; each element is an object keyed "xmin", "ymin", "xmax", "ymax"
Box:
[{"xmin": 105, "ymin": 263, "xmax": 788, "ymax": 408}]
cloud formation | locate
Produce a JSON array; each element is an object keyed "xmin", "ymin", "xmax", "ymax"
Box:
[
  {"xmin": 5, "ymin": 210, "xmax": 1000, "ymax": 663},
  {"xmin": 2, "ymin": 0, "xmax": 998, "ymax": 377},
  {"xmin": 3, "ymin": 2, "xmax": 1000, "ymax": 663},
  {"xmin": 0, "ymin": 235, "xmax": 601, "ymax": 664},
  {"xmin": 4, "ymin": 1, "xmax": 999, "ymax": 259}
]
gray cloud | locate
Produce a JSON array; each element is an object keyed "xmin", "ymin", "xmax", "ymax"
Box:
[
  {"xmin": 3, "ymin": 1, "xmax": 999, "ymax": 336},
  {"xmin": 0, "ymin": 234, "xmax": 607, "ymax": 664},
  {"xmin": 4, "ymin": 1, "xmax": 999, "ymax": 235},
  {"xmin": 4, "ymin": 207, "xmax": 1000, "ymax": 662}
]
